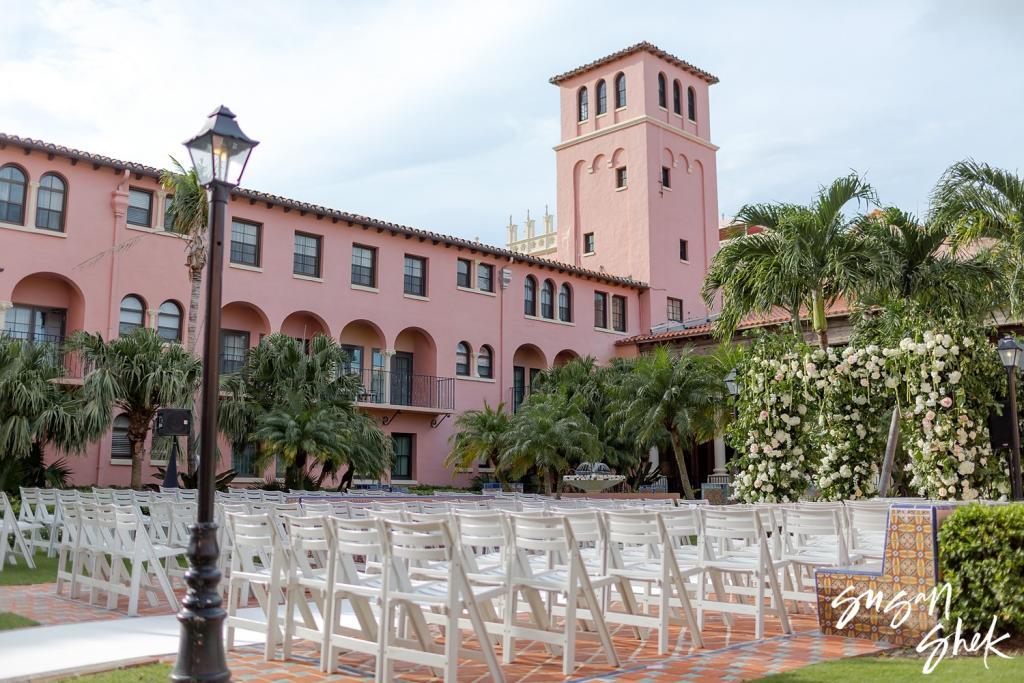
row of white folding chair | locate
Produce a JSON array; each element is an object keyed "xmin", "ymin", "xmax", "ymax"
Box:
[
  {"xmin": 56, "ymin": 502, "xmax": 183, "ymax": 615},
  {"xmin": 18, "ymin": 487, "xmax": 62, "ymax": 556}
]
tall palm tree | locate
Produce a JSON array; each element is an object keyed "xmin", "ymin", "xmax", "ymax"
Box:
[
  {"xmin": 67, "ymin": 328, "xmax": 202, "ymax": 489},
  {"xmin": 855, "ymin": 207, "xmax": 1002, "ymax": 319},
  {"xmin": 0, "ymin": 336, "xmax": 108, "ymax": 491},
  {"xmin": 612, "ymin": 347, "xmax": 726, "ymax": 499},
  {"xmin": 445, "ymin": 401, "xmax": 511, "ymax": 472},
  {"xmin": 160, "ymin": 158, "xmax": 209, "ymax": 353},
  {"xmin": 219, "ymin": 333, "xmax": 392, "ymax": 489},
  {"xmin": 932, "ymin": 160, "xmax": 1024, "ymax": 316},
  {"xmin": 703, "ymin": 173, "xmax": 881, "ymax": 349},
  {"xmin": 499, "ymin": 392, "xmax": 601, "ymax": 495}
]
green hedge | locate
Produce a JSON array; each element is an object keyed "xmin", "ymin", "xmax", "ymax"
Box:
[{"xmin": 939, "ymin": 503, "xmax": 1024, "ymax": 635}]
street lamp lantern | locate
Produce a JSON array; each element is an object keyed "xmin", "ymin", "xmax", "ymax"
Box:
[
  {"xmin": 173, "ymin": 107, "xmax": 256, "ymax": 683},
  {"xmin": 724, "ymin": 367, "xmax": 739, "ymax": 397},
  {"xmin": 998, "ymin": 336, "xmax": 1024, "ymax": 370},
  {"xmin": 996, "ymin": 335, "xmax": 1024, "ymax": 502},
  {"xmin": 184, "ymin": 106, "xmax": 258, "ymax": 187}
]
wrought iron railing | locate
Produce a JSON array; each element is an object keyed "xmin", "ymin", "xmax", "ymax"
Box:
[
  {"xmin": 1, "ymin": 330, "xmax": 89, "ymax": 379},
  {"xmin": 508, "ymin": 385, "xmax": 532, "ymax": 413},
  {"xmin": 349, "ymin": 367, "xmax": 455, "ymax": 411}
]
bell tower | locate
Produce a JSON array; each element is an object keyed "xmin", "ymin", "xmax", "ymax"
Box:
[{"xmin": 551, "ymin": 42, "xmax": 720, "ymax": 331}]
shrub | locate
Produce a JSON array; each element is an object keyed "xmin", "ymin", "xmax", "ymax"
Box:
[{"xmin": 939, "ymin": 503, "xmax": 1024, "ymax": 635}]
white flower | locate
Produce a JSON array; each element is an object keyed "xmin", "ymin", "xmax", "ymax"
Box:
[
  {"xmin": 958, "ymin": 461, "xmax": 975, "ymax": 475},
  {"xmin": 949, "ymin": 370, "xmax": 962, "ymax": 384}
]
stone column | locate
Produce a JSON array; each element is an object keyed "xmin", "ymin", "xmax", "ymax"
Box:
[
  {"xmin": 713, "ymin": 436, "xmax": 728, "ymax": 476},
  {"xmin": 25, "ymin": 182, "xmax": 39, "ymax": 229},
  {"xmin": 648, "ymin": 445, "xmax": 660, "ymax": 469},
  {"xmin": 147, "ymin": 308, "xmax": 159, "ymax": 329},
  {"xmin": 470, "ymin": 351, "xmax": 479, "ymax": 378},
  {"xmin": 0, "ymin": 300, "xmax": 13, "ymax": 332}
]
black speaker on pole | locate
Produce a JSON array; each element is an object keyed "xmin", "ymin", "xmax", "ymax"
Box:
[
  {"xmin": 155, "ymin": 408, "xmax": 192, "ymax": 437},
  {"xmin": 989, "ymin": 397, "xmax": 1013, "ymax": 451}
]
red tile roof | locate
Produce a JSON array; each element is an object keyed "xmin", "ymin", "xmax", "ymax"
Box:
[
  {"xmin": 549, "ymin": 41, "xmax": 719, "ymax": 85},
  {"xmin": 0, "ymin": 133, "xmax": 647, "ymax": 290},
  {"xmin": 617, "ymin": 303, "xmax": 853, "ymax": 346}
]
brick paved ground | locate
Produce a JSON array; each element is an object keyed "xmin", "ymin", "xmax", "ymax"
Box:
[{"xmin": 2, "ymin": 584, "xmax": 887, "ymax": 681}]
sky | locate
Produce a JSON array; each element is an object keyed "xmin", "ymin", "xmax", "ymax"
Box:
[{"xmin": 2, "ymin": 0, "xmax": 1022, "ymax": 247}]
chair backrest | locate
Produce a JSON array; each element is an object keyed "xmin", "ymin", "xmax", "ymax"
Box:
[
  {"xmin": 18, "ymin": 487, "xmax": 40, "ymax": 521},
  {"xmin": 177, "ymin": 489, "xmax": 199, "ymax": 502},
  {"xmin": 379, "ymin": 519, "xmax": 454, "ymax": 573},
  {"xmin": 603, "ymin": 509, "xmax": 661, "ymax": 568},
  {"xmin": 301, "ymin": 501, "xmax": 334, "ymax": 515},
  {"xmin": 225, "ymin": 511, "xmax": 278, "ymax": 573},
  {"xmin": 452, "ymin": 511, "xmax": 506, "ymax": 558},
  {"xmin": 699, "ymin": 506, "xmax": 764, "ymax": 556},
  {"xmin": 285, "ymin": 513, "xmax": 330, "ymax": 576},
  {"xmin": 506, "ymin": 512, "xmax": 572, "ymax": 555},
  {"xmin": 659, "ymin": 506, "xmax": 702, "ymax": 546},
  {"xmin": 780, "ymin": 506, "xmax": 847, "ymax": 564}
]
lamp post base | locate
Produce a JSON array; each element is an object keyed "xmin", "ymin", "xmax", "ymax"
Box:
[{"xmin": 171, "ymin": 521, "xmax": 230, "ymax": 683}]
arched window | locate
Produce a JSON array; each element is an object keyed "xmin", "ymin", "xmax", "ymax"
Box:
[
  {"xmin": 614, "ymin": 73, "xmax": 626, "ymax": 108},
  {"xmin": 455, "ymin": 342, "xmax": 471, "ymax": 376},
  {"xmin": 0, "ymin": 164, "xmax": 27, "ymax": 225},
  {"xmin": 577, "ymin": 87, "xmax": 589, "ymax": 122},
  {"xmin": 524, "ymin": 275, "xmax": 537, "ymax": 316},
  {"xmin": 540, "ymin": 279, "xmax": 555, "ymax": 319},
  {"xmin": 558, "ymin": 284, "xmax": 572, "ymax": 322},
  {"xmin": 672, "ymin": 80, "xmax": 682, "ymax": 116},
  {"xmin": 477, "ymin": 345, "xmax": 493, "ymax": 379},
  {"xmin": 118, "ymin": 295, "xmax": 145, "ymax": 336},
  {"xmin": 111, "ymin": 414, "xmax": 131, "ymax": 461},
  {"xmin": 157, "ymin": 300, "xmax": 182, "ymax": 342},
  {"xmin": 657, "ymin": 73, "xmax": 666, "ymax": 108},
  {"xmin": 687, "ymin": 86, "xmax": 697, "ymax": 122},
  {"xmin": 596, "ymin": 80, "xmax": 607, "ymax": 115},
  {"xmin": 35, "ymin": 173, "xmax": 66, "ymax": 232}
]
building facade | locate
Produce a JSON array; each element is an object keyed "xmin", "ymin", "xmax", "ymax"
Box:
[{"xmin": 0, "ymin": 42, "xmax": 720, "ymax": 487}]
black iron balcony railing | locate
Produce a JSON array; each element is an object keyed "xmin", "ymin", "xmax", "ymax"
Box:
[
  {"xmin": 1, "ymin": 330, "xmax": 90, "ymax": 379},
  {"xmin": 349, "ymin": 367, "xmax": 454, "ymax": 412},
  {"xmin": 508, "ymin": 385, "xmax": 532, "ymax": 413}
]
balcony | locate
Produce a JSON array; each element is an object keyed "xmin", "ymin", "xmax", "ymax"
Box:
[
  {"xmin": 349, "ymin": 367, "xmax": 454, "ymax": 412},
  {"xmin": 1, "ymin": 330, "xmax": 89, "ymax": 381}
]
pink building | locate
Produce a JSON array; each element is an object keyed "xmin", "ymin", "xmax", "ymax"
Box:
[{"xmin": 0, "ymin": 42, "xmax": 720, "ymax": 487}]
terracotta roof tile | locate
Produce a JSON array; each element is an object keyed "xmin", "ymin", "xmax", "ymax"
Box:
[
  {"xmin": 0, "ymin": 132, "xmax": 647, "ymax": 290},
  {"xmin": 549, "ymin": 41, "xmax": 719, "ymax": 85}
]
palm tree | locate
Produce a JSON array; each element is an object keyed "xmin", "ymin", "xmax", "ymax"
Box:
[
  {"xmin": 160, "ymin": 158, "xmax": 209, "ymax": 353},
  {"xmin": 219, "ymin": 333, "xmax": 392, "ymax": 489},
  {"xmin": 703, "ymin": 173, "xmax": 881, "ymax": 349},
  {"xmin": 855, "ymin": 207, "xmax": 1002, "ymax": 319},
  {"xmin": 0, "ymin": 336, "xmax": 108, "ymax": 491},
  {"xmin": 67, "ymin": 328, "xmax": 202, "ymax": 489},
  {"xmin": 499, "ymin": 392, "xmax": 601, "ymax": 495},
  {"xmin": 612, "ymin": 347, "xmax": 726, "ymax": 499},
  {"xmin": 445, "ymin": 402, "xmax": 511, "ymax": 472},
  {"xmin": 932, "ymin": 160, "xmax": 1024, "ymax": 315}
]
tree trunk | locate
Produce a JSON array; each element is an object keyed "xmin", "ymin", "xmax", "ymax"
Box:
[
  {"xmin": 543, "ymin": 467, "xmax": 554, "ymax": 496},
  {"xmin": 187, "ymin": 267, "xmax": 203, "ymax": 354},
  {"xmin": 669, "ymin": 428, "xmax": 696, "ymax": 500},
  {"xmin": 129, "ymin": 437, "xmax": 145, "ymax": 490},
  {"xmin": 287, "ymin": 451, "xmax": 308, "ymax": 490},
  {"xmin": 339, "ymin": 465, "xmax": 355, "ymax": 492},
  {"xmin": 811, "ymin": 290, "xmax": 829, "ymax": 350}
]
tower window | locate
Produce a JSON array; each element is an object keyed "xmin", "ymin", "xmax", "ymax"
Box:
[
  {"xmin": 577, "ymin": 86, "xmax": 589, "ymax": 121},
  {"xmin": 583, "ymin": 232, "xmax": 595, "ymax": 254},
  {"xmin": 661, "ymin": 167, "xmax": 671, "ymax": 188},
  {"xmin": 673, "ymin": 80, "xmax": 682, "ymax": 116},
  {"xmin": 615, "ymin": 167, "xmax": 627, "ymax": 189},
  {"xmin": 596, "ymin": 80, "xmax": 607, "ymax": 115},
  {"xmin": 614, "ymin": 73, "xmax": 626, "ymax": 108},
  {"xmin": 687, "ymin": 86, "xmax": 697, "ymax": 122},
  {"xmin": 524, "ymin": 275, "xmax": 537, "ymax": 316},
  {"xmin": 679, "ymin": 239, "xmax": 689, "ymax": 261},
  {"xmin": 667, "ymin": 297, "xmax": 683, "ymax": 322},
  {"xmin": 657, "ymin": 73, "xmax": 666, "ymax": 108}
]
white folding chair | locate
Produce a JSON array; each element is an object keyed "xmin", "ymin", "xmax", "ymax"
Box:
[
  {"xmin": 844, "ymin": 500, "xmax": 890, "ymax": 567},
  {"xmin": 377, "ymin": 519, "xmax": 505, "ymax": 683},
  {"xmin": 697, "ymin": 506, "xmax": 792, "ymax": 639},
  {"xmin": 503, "ymin": 512, "xmax": 621, "ymax": 676},
  {"xmin": 225, "ymin": 512, "xmax": 288, "ymax": 660},
  {"xmin": 281, "ymin": 514, "xmax": 329, "ymax": 665},
  {"xmin": 1, "ymin": 491, "xmax": 38, "ymax": 570},
  {"xmin": 779, "ymin": 507, "xmax": 859, "ymax": 606}
]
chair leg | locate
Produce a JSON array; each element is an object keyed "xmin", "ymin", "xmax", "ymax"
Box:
[
  {"xmin": 562, "ymin": 585, "xmax": 578, "ymax": 677},
  {"xmin": 502, "ymin": 586, "xmax": 515, "ymax": 664},
  {"xmin": 754, "ymin": 568, "xmax": 766, "ymax": 640}
]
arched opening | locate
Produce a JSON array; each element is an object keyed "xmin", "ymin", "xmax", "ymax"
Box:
[
  {"xmin": 540, "ymin": 279, "xmax": 555, "ymax": 319},
  {"xmin": 577, "ymin": 86, "xmax": 589, "ymax": 121},
  {"xmin": 657, "ymin": 72, "xmax": 667, "ymax": 108},
  {"xmin": 280, "ymin": 310, "xmax": 330, "ymax": 352},
  {"xmin": 0, "ymin": 163, "xmax": 28, "ymax": 225},
  {"xmin": 219, "ymin": 301, "xmax": 270, "ymax": 373},
  {"xmin": 455, "ymin": 341, "xmax": 471, "ymax": 376},
  {"xmin": 673, "ymin": 80, "xmax": 682, "ymax": 116},
  {"xmin": 558, "ymin": 283, "xmax": 573, "ymax": 322},
  {"xmin": 339, "ymin": 319, "xmax": 387, "ymax": 402},
  {"xmin": 157, "ymin": 300, "xmax": 183, "ymax": 343},
  {"xmin": 554, "ymin": 349, "xmax": 580, "ymax": 367},
  {"xmin": 36, "ymin": 172, "xmax": 67, "ymax": 232},
  {"xmin": 6, "ymin": 272, "xmax": 86, "ymax": 376},
  {"xmin": 687, "ymin": 86, "xmax": 697, "ymax": 122},
  {"xmin": 477, "ymin": 344, "xmax": 494, "ymax": 379},
  {"xmin": 614, "ymin": 72, "xmax": 626, "ymax": 108},
  {"xmin": 524, "ymin": 275, "xmax": 537, "ymax": 316},
  {"xmin": 393, "ymin": 327, "xmax": 439, "ymax": 408},
  {"xmin": 596, "ymin": 79, "xmax": 607, "ymax": 115},
  {"xmin": 512, "ymin": 343, "xmax": 547, "ymax": 412}
]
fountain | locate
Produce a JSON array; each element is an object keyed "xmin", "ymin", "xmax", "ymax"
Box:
[{"xmin": 562, "ymin": 462, "xmax": 625, "ymax": 492}]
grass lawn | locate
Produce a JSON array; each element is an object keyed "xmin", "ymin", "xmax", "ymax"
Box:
[
  {"xmin": 57, "ymin": 663, "xmax": 171, "ymax": 682},
  {"xmin": 757, "ymin": 653, "xmax": 1024, "ymax": 682},
  {"xmin": 0, "ymin": 611, "xmax": 39, "ymax": 631},
  {"xmin": 0, "ymin": 552, "xmax": 59, "ymax": 586}
]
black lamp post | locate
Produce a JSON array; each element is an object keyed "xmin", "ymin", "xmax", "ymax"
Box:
[
  {"xmin": 172, "ymin": 106, "xmax": 257, "ymax": 683},
  {"xmin": 724, "ymin": 368, "xmax": 739, "ymax": 401},
  {"xmin": 997, "ymin": 336, "xmax": 1024, "ymax": 501}
]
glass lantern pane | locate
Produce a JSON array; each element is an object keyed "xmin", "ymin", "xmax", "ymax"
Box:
[{"xmin": 187, "ymin": 133, "xmax": 215, "ymax": 186}]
